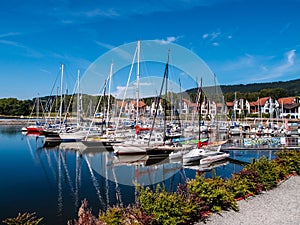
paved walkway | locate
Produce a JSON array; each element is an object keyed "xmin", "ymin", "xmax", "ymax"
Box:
[{"xmin": 196, "ymin": 175, "xmax": 300, "ymax": 225}]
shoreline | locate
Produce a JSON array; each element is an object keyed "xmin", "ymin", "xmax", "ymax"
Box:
[
  {"xmin": 196, "ymin": 175, "xmax": 300, "ymax": 225},
  {"xmin": 0, "ymin": 119, "xmax": 28, "ymax": 125}
]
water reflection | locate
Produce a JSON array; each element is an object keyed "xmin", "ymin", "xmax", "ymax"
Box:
[
  {"xmin": 26, "ymin": 137, "xmax": 239, "ymax": 217},
  {"xmin": 0, "ymin": 125, "xmax": 295, "ymax": 225},
  {"xmin": 183, "ymin": 159, "xmax": 229, "ymax": 172},
  {"xmin": 0, "ymin": 125, "xmax": 22, "ymax": 135}
]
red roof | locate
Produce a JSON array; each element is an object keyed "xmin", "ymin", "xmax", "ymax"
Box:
[
  {"xmin": 250, "ymin": 97, "xmax": 270, "ymax": 106},
  {"xmin": 226, "ymin": 102, "xmax": 234, "ymax": 107},
  {"xmin": 132, "ymin": 100, "xmax": 146, "ymax": 108},
  {"xmin": 116, "ymin": 100, "xmax": 123, "ymax": 107},
  {"xmin": 277, "ymin": 97, "xmax": 296, "ymax": 105},
  {"xmin": 116, "ymin": 100, "xmax": 146, "ymax": 108},
  {"xmin": 216, "ymin": 102, "xmax": 223, "ymax": 107}
]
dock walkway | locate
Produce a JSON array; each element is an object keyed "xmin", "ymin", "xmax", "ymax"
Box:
[{"xmin": 196, "ymin": 175, "xmax": 300, "ymax": 225}]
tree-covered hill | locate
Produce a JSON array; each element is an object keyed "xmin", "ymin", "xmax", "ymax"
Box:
[
  {"xmin": 186, "ymin": 78, "xmax": 300, "ymax": 102},
  {"xmin": 220, "ymin": 79, "xmax": 300, "ymax": 96}
]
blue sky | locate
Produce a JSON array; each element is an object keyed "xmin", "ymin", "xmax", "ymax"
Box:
[{"xmin": 1, "ymin": 0, "xmax": 300, "ymax": 100}]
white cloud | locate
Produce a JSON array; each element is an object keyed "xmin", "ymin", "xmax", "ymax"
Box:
[
  {"xmin": 202, "ymin": 31, "xmax": 221, "ymax": 40},
  {"xmin": 0, "ymin": 39, "xmax": 20, "ymax": 47},
  {"xmin": 210, "ymin": 31, "xmax": 221, "ymax": 40},
  {"xmin": 0, "ymin": 39, "xmax": 43, "ymax": 58},
  {"xmin": 155, "ymin": 36, "xmax": 179, "ymax": 44},
  {"xmin": 95, "ymin": 41, "xmax": 116, "ymax": 50},
  {"xmin": 0, "ymin": 32, "xmax": 20, "ymax": 38},
  {"xmin": 217, "ymin": 50, "xmax": 298, "ymax": 84},
  {"xmin": 48, "ymin": 0, "xmax": 226, "ymax": 25},
  {"xmin": 95, "ymin": 41, "xmax": 134, "ymax": 61},
  {"xmin": 287, "ymin": 49, "xmax": 296, "ymax": 65},
  {"xmin": 111, "ymin": 85, "xmax": 129, "ymax": 98},
  {"xmin": 39, "ymin": 69, "xmax": 51, "ymax": 75},
  {"xmin": 264, "ymin": 49, "xmax": 297, "ymax": 79},
  {"xmin": 202, "ymin": 33, "xmax": 209, "ymax": 39},
  {"xmin": 202, "ymin": 30, "xmax": 232, "ymax": 46},
  {"xmin": 139, "ymin": 82, "xmax": 152, "ymax": 86},
  {"xmin": 83, "ymin": 8, "xmax": 119, "ymax": 18},
  {"xmin": 221, "ymin": 54, "xmax": 255, "ymax": 72}
]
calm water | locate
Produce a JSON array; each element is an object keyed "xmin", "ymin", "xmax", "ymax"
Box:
[{"xmin": 0, "ymin": 125, "xmax": 279, "ymax": 225}]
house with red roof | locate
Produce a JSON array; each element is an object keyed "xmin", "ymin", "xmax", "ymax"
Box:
[
  {"xmin": 115, "ymin": 95, "xmax": 300, "ymax": 120},
  {"xmin": 226, "ymin": 96, "xmax": 281, "ymax": 119},
  {"xmin": 150, "ymin": 98, "xmax": 163, "ymax": 116},
  {"xmin": 249, "ymin": 97, "xmax": 279, "ymax": 116},
  {"xmin": 277, "ymin": 97, "xmax": 300, "ymax": 119},
  {"xmin": 226, "ymin": 98, "xmax": 251, "ymax": 118},
  {"xmin": 182, "ymin": 97, "xmax": 218, "ymax": 119},
  {"xmin": 116, "ymin": 100, "xmax": 147, "ymax": 117}
]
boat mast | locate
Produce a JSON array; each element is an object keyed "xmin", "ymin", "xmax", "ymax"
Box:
[
  {"xmin": 59, "ymin": 64, "xmax": 64, "ymax": 127},
  {"xmin": 102, "ymin": 79, "xmax": 107, "ymax": 135},
  {"xmin": 148, "ymin": 49, "xmax": 169, "ymax": 146},
  {"xmin": 106, "ymin": 62, "xmax": 113, "ymax": 128},
  {"xmin": 114, "ymin": 43, "xmax": 138, "ymax": 134},
  {"xmin": 77, "ymin": 69, "xmax": 81, "ymax": 127},
  {"xmin": 197, "ymin": 78, "xmax": 202, "ymax": 148},
  {"xmin": 136, "ymin": 40, "xmax": 140, "ymax": 126},
  {"xmin": 233, "ymin": 91, "xmax": 237, "ymax": 124},
  {"xmin": 163, "ymin": 50, "xmax": 170, "ymax": 144},
  {"xmin": 36, "ymin": 93, "xmax": 39, "ymax": 121}
]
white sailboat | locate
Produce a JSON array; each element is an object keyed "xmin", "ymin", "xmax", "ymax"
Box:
[
  {"xmin": 182, "ymin": 78, "xmax": 229, "ymax": 165},
  {"xmin": 199, "ymin": 146, "xmax": 230, "ymax": 165},
  {"xmin": 113, "ymin": 40, "xmax": 166, "ymax": 155},
  {"xmin": 182, "ymin": 147, "xmax": 206, "ymax": 164},
  {"xmin": 113, "ymin": 132, "xmax": 165, "ymax": 155},
  {"xmin": 82, "ymin": 62, "xmax": 129, "ymax": 149},
  {"xmin": 43, "ymin": 65, "xmax": 91, "ymax": 143}
]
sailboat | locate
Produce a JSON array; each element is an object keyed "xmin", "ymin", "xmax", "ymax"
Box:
[
  {"xmin": 113, "ymin": 40, "xmax": 168, "ymax": 155},
  {"xmin": 228, "ymin": 92, "xmax": 243, "ymax": 136},
  {"xmin": 199, "ymin": 146, "xmax": 229, "ymax": 165},
  {"xmin": 82, "ymin": 62, "xmax": 124, "ymax": 150},
  {"xmin": 23, "ymin": 95, "xmax": 45, "ymax": 134},
  {"xmin": 182, "ymin": 79, "xmax": 229, "ymax": 165},
  {"xmin": 42, "ymin": 64, "xmax": 90, "ymax": 143}
]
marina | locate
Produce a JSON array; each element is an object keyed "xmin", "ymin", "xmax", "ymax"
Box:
[{"xmin": 0, "ymin": 124, "xmax": 297, "ymax": 224}]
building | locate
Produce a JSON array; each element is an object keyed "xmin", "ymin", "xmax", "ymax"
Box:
[
  {"xmin": 226, "ymin": 98, "xmax": 250, "ymax": 118},
  {"xmin": 249, "ymin": 97, "xmax": 279, "ymax": 117},
  {"xmin": 116, "ymin": 100, "xmax": 147, "ymax": 117},
  {"xmin": 278, "ymin": 97, "xmax": 300, "ymax": 119}
]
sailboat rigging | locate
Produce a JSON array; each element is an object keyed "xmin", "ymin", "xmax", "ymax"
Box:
[{"xmin": 147, "ymin": 49, "xmax": 170, "ymax": 146}]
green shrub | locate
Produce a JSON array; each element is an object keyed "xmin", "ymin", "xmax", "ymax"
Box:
[
  {"xmin": 187, "ymin": 176, "xmax": 238, "ymax": 212},
  {"xmin": 119, "ymin": 206, "xmax": 154, "ymax": 225},
  {"xmin": 226, "ymin": 169, "xmax": 263, "ymax": 199},
  {"xmin": 3, "ymin": 212, "xmax": 43, "ymax": 225},
  {"xmin": 99, "ymin": 207, "xmax": 123, "ymax": 225},
  {"xmin": 138, "ymin": 185, "xmax": 198, "ymax": 225},
  {"xmin": 274, "ymin": 150, "xmax": 300, "ymax": 175},
  {"xmin": 245, "ymin": 156, "xmax": 279, "ymax": 190}
]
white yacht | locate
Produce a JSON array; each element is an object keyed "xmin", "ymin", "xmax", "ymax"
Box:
[{"xmin": 113, "ymin": 132, "xmax": 165, "ymax": 155}]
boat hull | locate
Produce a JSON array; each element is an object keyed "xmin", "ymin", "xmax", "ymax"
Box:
[
  {"xmin": 113, "ymin": 144, "xmax": 147, "ymax": 155},
  {"xmin": 199, "ymin": 152, "xmax": 230, "ymax": 165}
]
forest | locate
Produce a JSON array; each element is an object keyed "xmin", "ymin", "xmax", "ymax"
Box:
[{"xmin": 187, "ymin": 78, "xmax": 300, "ymax": 102}]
